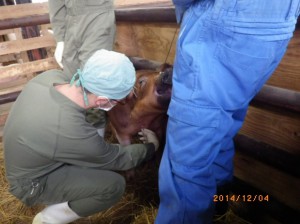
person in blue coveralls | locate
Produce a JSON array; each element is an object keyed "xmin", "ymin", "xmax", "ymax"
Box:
[{"xmin": 155, "ymin": 0, "xmax": 300, "ymax": 223}]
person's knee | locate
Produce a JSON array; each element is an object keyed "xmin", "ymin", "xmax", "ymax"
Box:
[
  {"xmin": 69, "ymin": 175, "xmax": 126, "ymax": 217},
  {"xmin": 93, "ymin": 174, "xmax": 126, "ymax": 204},
  {"xmin": 109, "ymin": 175, "xmax": 126, "ymax": 202}
]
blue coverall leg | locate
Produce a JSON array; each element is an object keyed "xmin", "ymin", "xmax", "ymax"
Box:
[{"xmin": 155, "ymin": 0, "xmax": 300, "ymax": 223}]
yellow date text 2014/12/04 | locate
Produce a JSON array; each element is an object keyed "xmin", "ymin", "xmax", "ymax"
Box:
[{"xmin": 213, "ymin": 194, "xmax": 269, "ymax": 202}]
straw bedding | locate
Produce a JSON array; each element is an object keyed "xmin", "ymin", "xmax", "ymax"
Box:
[{"xmin": 0, "ymin": 129, "xmax": 250, "ymax": 224}]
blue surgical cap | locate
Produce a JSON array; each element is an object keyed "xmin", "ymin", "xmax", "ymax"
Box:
[{"xmin": 70, "ymin": 49, "xmax": 136, "ymax": 105}]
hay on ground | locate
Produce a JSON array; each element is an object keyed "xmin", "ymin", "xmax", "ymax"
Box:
[{"xmin": 0, "ymin": 128, "xmax": 251, "ymax": 223}]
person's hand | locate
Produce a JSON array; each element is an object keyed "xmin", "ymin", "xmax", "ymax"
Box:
[
  {"xmin": 54, "ymin": 41, "xmax": 64, "ymax": 68},
  {"xmin": 138, "ymin": 128, "xmax": 159, "ymax": 151}
]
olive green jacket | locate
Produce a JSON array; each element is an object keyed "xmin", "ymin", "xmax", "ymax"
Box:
[
  {"xmin": 48, "ymin": 0, "xmax": 116, "ymax": 78},
  {"xmin": 48, "ymin": 0, "xmax": 114, "ymax": 42},
  {"xmin": 3, "ymin": 70, "xmax": 155, "ymax": 183}
]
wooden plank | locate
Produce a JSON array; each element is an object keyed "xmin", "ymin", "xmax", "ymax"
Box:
[
  {"xmin": 40, "ymin": 24, "xmax": 55, "ymax": 58},
  {"xmin": 0, "ymin": 102, "xmax": 13, "ymax": 116},
  {"xmin": 0, "ymin": 3, "xmax": 175, "ymax": 30},
  {"xmin": 0, "ymin": 28, "xmax": 15, "ymax": 36},
  {"xmin": 235, "ymin": 134, "xmax": 300, "ymax": 177},
  {"xmin": 0, "ymin": 2, "xmax": 48, "ymax": 20},
  {"xmin": 0, "ymin": 57, "xmax": 59, "ymax": 82},
  {"xmin": 230, "ymin": 178, "xmax": 299, "ymax": 224},
  {"xmin": 0, "ymin": 4, "xmax": 173, "ymax": 31},
  {"xmin": 0, "ymin": 34, "xmax": 55, "ymax": 56},
  {"xmin": 114, "ymin": 23, "xmax": 141, "ymax": 57},
  {"xmin": 0, "ymin": 14, "xmax": 50, "ymax": 30},
  {"xmin": 116, "ymin": 23, "xmax": 178, "ymax": 63},
  {"xmin": 234, "ymin": 151, "xmax": 300, "ymax": 211},
  {"xmin": 0, "ymin": 54, "xmax": 16, "ymax": 64},
  {"xmin": 0, "ymin": 102, "xmax": 13, "ymax": 139},
  {"xmin": 0, "ymin": 125, "xmax": 3, "ymax": 142},
  {"xmin": 0, "ymin": 77, "xmax": 27, "ymax": 90},
  {"xmin": 0, "ymin": 0, "xmax": 173, "ymax": 20},
  {"xmin": 0, "ymin": 102, "xmax": 13, "ymax": 127},
  {"xmin": 0, "ymin": 113, "xmax": 8, "ymax": 127},
  {"xmin": 13, "ymin": 27, "xmax": 30, "ymax": 63},
  {"xmin": 129, "ymin": 56, "xmax": 163, "ymax": 70},
  {"xmin": 40, "ymin": 24, "xmax": 53, "ymax": 37},
  {"xmin": 114, "ymin": 0, "xmax": 173, "ymax": 8},
  {"xmin": 115, "ymin": 7, "xmax": 176, "ymax": 23},
  {"xmin": 133, "ymin": 23, "xmax": 178, "ymax": 63},
  {"xmin": 253, "ymin": 84, "xmax": 300, "ymax": 113},
  {"xmin": 0, "ymin": 91, "xmax": 21, "ymax": 106},
  {"xmin": 0, "ymin": 28, "xmax": 29, "ymax": 64},
  {"xmin": 240, "ymin": 105, "xmax": 300, "ymax": 154},
  {"xmin": 267, "ymin": 29, "xmax": 300, "ymax": 92},
  {"xmin": 0, "ymin": 85, "xmax": 23, "ymax": 98}
]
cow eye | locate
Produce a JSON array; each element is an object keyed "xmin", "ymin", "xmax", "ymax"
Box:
[{"xmin": 138, "ymin": 78, "xmax": 147, "ymax": 88}]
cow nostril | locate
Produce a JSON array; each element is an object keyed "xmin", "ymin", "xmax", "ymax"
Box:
[{"xmin": 162, "ymin": 74, "xmax": 172, "ymax": 85}]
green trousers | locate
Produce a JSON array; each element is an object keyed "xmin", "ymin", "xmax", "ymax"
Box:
[{"xmin": 14, "ymin": 165, "xmax": 126, "ymax": 217}]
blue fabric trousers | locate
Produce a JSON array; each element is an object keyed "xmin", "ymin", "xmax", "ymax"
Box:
[{"xmin": 156, "ymin": 0, "xmax": 300, "ymax": 223}]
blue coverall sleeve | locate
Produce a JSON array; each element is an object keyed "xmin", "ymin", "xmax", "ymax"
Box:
[{"xmin": 172, "ymin": 0, "xmax": 195, "ymax": 23}]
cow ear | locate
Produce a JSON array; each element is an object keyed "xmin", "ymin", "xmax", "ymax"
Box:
[{"xmin": 159, "ymin": 63, "xmax": 173, "ymax": 72}]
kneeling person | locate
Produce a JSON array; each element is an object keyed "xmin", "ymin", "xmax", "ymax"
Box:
[{"xmin": 3, "ymin": 49, "xmax": 159, "ymax": 224}]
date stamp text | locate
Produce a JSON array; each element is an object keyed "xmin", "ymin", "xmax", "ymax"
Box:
[{"xmin": 214, "ymin": 194, "xmax": 269, "ymax": 202}]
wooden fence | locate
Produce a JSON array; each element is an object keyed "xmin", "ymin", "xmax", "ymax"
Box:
[{"xmin": 0, "ymin": 1, "xmax": 299, "ymax": 223}]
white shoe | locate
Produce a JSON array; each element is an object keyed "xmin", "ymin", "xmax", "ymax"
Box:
[
  {"xmin": 32, "ymin": 213, "xmax": 44, "ymax": 224},
  {"xmin": 32, "ymin": 202, "xmax": 80, "ymax": 224}
]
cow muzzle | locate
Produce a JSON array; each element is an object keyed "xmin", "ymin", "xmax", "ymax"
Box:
[
  {"xmin": 156, "ymin": 67, "xmax": 173, "ymax": 107},
  {"xmin": 157, "ymin": 67, "xmax": 172, "ymax": 93}
]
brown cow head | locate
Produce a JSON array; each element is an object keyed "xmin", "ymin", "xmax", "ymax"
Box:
[
  {"xmin": 107, "ymin": 64, "xmax": 173, "ymax": 146},
  {"xmin": 131, "ymin": 63, "xmax": 173, "ymax": 118}
]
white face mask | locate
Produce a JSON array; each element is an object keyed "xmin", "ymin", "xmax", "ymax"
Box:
[
  {"xmin": 98, "ymin": 105, "xmax": 114, "ymax": 111},
  {"xmin": 98, "ymin": 97, "xmax": 115, "ymax": 111}
]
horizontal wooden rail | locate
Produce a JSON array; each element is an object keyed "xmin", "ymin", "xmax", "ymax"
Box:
[
  {"xmin": 0, "ymin": 91, "xmax": 21, "ymax": 105},
  {"xmin": 0, "ymin": 35, "xmax": 55, "ymax": 56},
  {"xmin": 2, "ymin": 4, "xmax": 300, "ymax": 30},
  {"xmin": 128, "ymin": 57, "xmax": 300, "ymax": 113},
  {"xmin": 0, "ymin": 7, "xmax": 176, "ymax": 30},
  {"xmin": 129, "ymin": 56, "xmax": 163, "ymax": 70},
  {"xmin": 234, "ymin": 134, "xmax": 300, "ymax": 177},
  {"xmin": 0, "ymin": 14, "xmax": 50, "ymax": 30},
  {"xmin": 0, "ymin": 28, "xmax": 15, "ymax": 36},
  {"xmin": 231, "ymin": 177, "xmax": 299, "ymax": 223},
  {"xmin": 0, "ymin": 2, "xmax": 48, "ymax": 20},
  {"xmin": 251, "ymin": 84, "xmax": 300, "ymax": 112},
  {"xmin": 1, "ymin": 58, "xmax": 300, "ymax": 114},
  {"xmin": 0, "ymin": 57, "xmax": 58, "ymax": 80},
  {"xmin": 234, "ymin": 150, "xmax": 300, "ymax": 211},
  {"xmin": 115, "ymin": 7, "xmax": 176, "ymax": 23}
]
